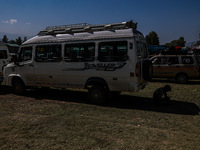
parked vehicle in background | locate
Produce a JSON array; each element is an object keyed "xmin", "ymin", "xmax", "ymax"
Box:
[
  {"xmin": 0, "ymin": 41, "xmax": 11, "ymax": 83},
  {"xmin": 150, "ymin": 54, "xmax": 200, "ymax": 83},
  {"xmin": 3, "ymin": 21, "xmax": 152, "ymax": 104},
  {"xmin": 148, "ymin": 45, "xmax": 169, "ymax": 57},
  {"xmin": 192, "ymin": 47, "xmax": 200, "ymax": 63}
]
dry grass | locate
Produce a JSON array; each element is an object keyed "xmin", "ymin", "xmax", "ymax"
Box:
[{"xmin": 0, "ymin": 80, "xmax": 200, "ymax": 149}]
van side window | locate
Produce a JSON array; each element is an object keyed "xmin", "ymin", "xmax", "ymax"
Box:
[
  {"xmin": 35, "ymin": 44, "xmax": 61, "ymax": 62},
  {"xmin": 98, "ymin": 41, "xmax": 127, "ymax": 62},
  {"xmin": 162, "ymin": 57, "xmax": 168, "ymax": 64},
  {"xmin": 182, "ymin": 56, "xmax": 194, "ymax": 64},
  {"xmin": 64, "ymin": 43, "xmax": 95, "ymax": 62},
  {"xmin": 168, "ymin": 57, "xmax": 179, "ymax": 64},
  {"xmin": 19, "ymin": 47, "xmax": 32, "ymax": 62}
]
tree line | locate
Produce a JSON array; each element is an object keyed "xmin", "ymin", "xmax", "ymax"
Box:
[
  {"xmin": 1, "ymin": 35, "xmax": 27, "ymax": 45},
  {"xmin": 1, "ymin": 33, "xmax": 200, "ymax": 47},
  {"xmin": 145, "ymin": 31, "xmax": 200, "ymax": 47}
]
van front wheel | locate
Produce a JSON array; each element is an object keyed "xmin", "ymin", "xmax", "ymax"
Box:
[
  {"xmin": 12, "ymin": 79, "xmax": 25, "ymax": 95},
  {"xmin": 88, "ymin": 86, "xmax": 107, "ymax": 105}
]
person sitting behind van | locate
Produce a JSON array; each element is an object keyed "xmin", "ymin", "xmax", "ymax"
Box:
[{"xmin": 153, "ymin": 85, "xmax": 171, "ymax": 104}]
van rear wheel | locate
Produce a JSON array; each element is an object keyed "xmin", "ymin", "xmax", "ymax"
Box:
[{"xmin": 88, "ymin": 86, "xmax": 107, "ymax": 105}]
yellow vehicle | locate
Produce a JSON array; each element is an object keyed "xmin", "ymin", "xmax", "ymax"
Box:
[{"xmin": 150, "ymin": 55, "xmax": 200, "ymax": 83}]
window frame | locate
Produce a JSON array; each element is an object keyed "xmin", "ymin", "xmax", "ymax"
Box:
[
  {"xmin": 167, "ymin": 56, "xmax": 179, "ymax": 64},
  {"xmin": 35, "ymin": 44, "xmax": 62, "ymax": 62},
  {"xmin": 98, "ymin": 41, "xmax": 128, "ymax": 62},
  {"xmin": 64, "ymin": 42, "xmax": 95, "ymax": 62},
  {"xmin": 18, "ymin": 46, "xmax": 33, "ymax": 62},
  {"xmin": 181, "ymin": 56, "xmax": 194, "ymax": 64}
]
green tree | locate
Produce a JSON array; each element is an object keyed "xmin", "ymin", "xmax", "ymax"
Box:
[
  {"xmin": 195, "ymin": 40, "xmax": 200, "ymax": 46},
  {"xmin": 9, "ymin": 40, "xmax": 16, "ymax": 44},
  {"xmin": 145, "ymin": 31, "xmax": 160, "ymax": 45},
  {"xmin": 2, "ymin": 35, "xmax": 9, "ymax": 43},
  {"xmin": 165, "ymin": 37, "xmax": 186, "ymax": 47},
  {"xmin": 177, "ymin": 37, "xmax": 185, "ymax": 47},
  {"xmin": 23, "ymin": 37, "xmax": 27, "ymax": 42},
  {"xmin": 16, "ymin": 37, "xmax": 22, "ymax": 45}
]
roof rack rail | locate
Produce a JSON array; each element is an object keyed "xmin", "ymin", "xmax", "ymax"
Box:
[{"xmin": 38, "ymin": 20, "xmax": 137, "ymax": 36}]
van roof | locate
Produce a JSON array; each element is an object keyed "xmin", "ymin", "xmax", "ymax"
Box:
[
  {"xmin": 23, "ymin": 21, "xmax": 143, "ymax": 45},
  {"xmin": 23, "ymin": 28, "xmax": 142, "ymax": 45}
]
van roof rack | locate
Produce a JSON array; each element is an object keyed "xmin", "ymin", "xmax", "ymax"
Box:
[{"xmin": 38, "ymin": 20, "xmax": 137, "ymax": 36}]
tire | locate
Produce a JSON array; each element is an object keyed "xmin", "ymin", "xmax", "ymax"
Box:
[
  {"xmin": 176, "ymin": 74, "xmax": 188, "ymax": 84},
  {"xmin": 88, "ymin": 86, "xmax": 107, "ymax": 105},
  {"xmin": 12, "ymin": 79, "xmax": 25, "ymax": 95}
]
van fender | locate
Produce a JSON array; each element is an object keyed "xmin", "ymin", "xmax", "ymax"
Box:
[
  {"xmin": 7, "ymin": 74, "xmax": 23, "ymax": 86},
  {"xmin": 84, "ymin": 77, "xmax": 109, "ymax": 91},
  {"xmin": 85, "ymin": 77, "xmax": 110, "ymax": 105}
]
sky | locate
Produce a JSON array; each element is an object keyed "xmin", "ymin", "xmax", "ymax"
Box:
[{"xmin": 0, "ymin": 0, "xmax": 200, "ymax": 45}]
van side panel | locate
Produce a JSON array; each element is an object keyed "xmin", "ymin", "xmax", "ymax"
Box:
[{"xmin": 3, "ymin": 26, "xmax": 149, "ymax": 93}]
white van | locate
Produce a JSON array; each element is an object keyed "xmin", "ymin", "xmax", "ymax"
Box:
[
  {"xmin": 0, "ymin": 41, "xmax": 10, "ymax": 83},
  {"xmin": 3, "ymin": 21, "xmax": 152, "ymax": 104}
]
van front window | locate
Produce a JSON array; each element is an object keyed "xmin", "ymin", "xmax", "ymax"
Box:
[
  {"xmin": 19, "ymin": 47, "xmax": 32, "ymax": 62},
  {"xmin": 36, "ymin": 44, "xmax": 61, "ymax": 62}
]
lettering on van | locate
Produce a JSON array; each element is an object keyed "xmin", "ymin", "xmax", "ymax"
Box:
[
  {"xmin": 62, "ymin": 62, "xmax": 127, "ymax": 71},
  {"xmin": 84, "ymin": 62, "xmax": 127, "ymax": 71}
]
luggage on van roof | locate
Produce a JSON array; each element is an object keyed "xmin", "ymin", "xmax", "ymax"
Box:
[
  {"xmin": 23, "ymin": 21, "xmax": 142, "ymax": 45},
  {"xmin": 38, "ymin": 20, "xmax": 138, "ymax": 36}
]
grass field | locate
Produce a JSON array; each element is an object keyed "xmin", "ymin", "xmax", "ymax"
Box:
[{"xmin": 0, "ymin": 80, "xmax": 200, "ymax": 150}]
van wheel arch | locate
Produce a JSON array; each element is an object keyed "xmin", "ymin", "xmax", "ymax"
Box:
[
  {"xmin": 85, "ymin": 77, "xmax": 109, "ymax": 90},
  {"xmin": 85, "ymin": 78, "xmax": 109, "ymax": 105}
]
